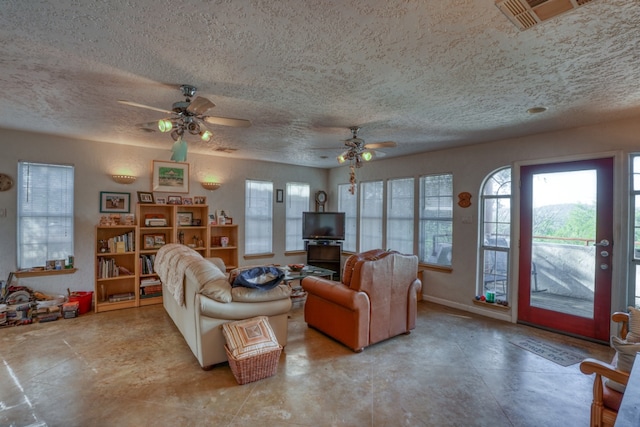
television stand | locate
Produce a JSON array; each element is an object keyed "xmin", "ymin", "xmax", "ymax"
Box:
[{"xmin": 306, "ymin": 241, "xmax": 342, "ymax": 280}]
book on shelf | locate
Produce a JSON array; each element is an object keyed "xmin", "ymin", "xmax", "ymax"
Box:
[
  {"xmin": 108, "ymin": 292, "xmax": 135, "ymax": 303},
  {"xmin": 139, "ymin": 254, "xmax": 156, "ymax": 275},
  {"xmin": 103, "ymin": 231, "xmax": 135, "ymax": 253},
  {"xmin": 140, "ymin": 292, "xmax": 162, "ymax": 299},
  {"xmin": 140, "ymin": 284, "xmax": 162, "ymax": 295},
  {"xmin": 140, "ymin": 278, "xmax": 161, "ymax": 286}
]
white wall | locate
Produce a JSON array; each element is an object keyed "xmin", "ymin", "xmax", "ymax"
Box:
[
  {"xmin": 0, "ymin": 128, "xmax": 327, "ymax": 296},
  {"xmin": 327, "ymin": 116, "xmax": 640, "ymax": 321},
  {"xmin": 3, "ymin": 116, "xmax": 639, "ymax": 320}
]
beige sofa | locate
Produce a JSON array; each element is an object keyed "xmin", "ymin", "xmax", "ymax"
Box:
[{"xmin": 156, "ymin": 244, "xmax": 292, "ymax": 369}]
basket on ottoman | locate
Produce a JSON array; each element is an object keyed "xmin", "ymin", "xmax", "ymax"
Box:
[{"xmin": 222, "ymin": 316, "xmax": 282, "ymax": 385}]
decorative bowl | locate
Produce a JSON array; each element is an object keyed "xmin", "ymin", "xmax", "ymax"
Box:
[{"xmin": 288, "ymin": 264, "xmax": 304, "ymax": 272}]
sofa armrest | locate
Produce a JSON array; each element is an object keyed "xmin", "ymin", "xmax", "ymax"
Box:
[{"xmin": 302, "ymin": 276, "xmax": 368, "ymax": 310}]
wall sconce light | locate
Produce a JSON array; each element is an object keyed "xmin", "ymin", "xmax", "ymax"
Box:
[
  {"xmin": 112, "ymin": 175, "xmax": 137, "ymax": 185},
  {"xmin": 201, "ymin": 181, "xmax": 221, "ymax": 191}
]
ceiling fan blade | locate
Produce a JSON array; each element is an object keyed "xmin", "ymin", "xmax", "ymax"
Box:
[
  {"xmin": 364, "ymin": 141, "xmax": 397, "ymax": 149},
  {"xmin": 371, "ymin": 149, "xmax": 387, "ymax": 157},
  {"xmin": 203, "ymin": 115, "xmax": 251, "ymax": 128},
  {"xmin": 118, "ymin": 100, "xmax": 173, "ymax": 115},
  {"xmin": 136, "ymin": 120, "xmax": 161, "ymax": 129},
  {"xmin": 186, "ymin": 96, "xmax": 216, "ymax": 115}
]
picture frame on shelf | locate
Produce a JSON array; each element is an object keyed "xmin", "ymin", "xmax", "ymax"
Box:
[
  {"xmin": 182, "ymin": 197, "xmax": 193, "ymax": 205},
  {"xmin": 177, "ymin": 212, "xmax": 193, "ymax": 226},
  {"xmin": 225, "ymin": 217, "xmax": 233, "ymax": 225},
  {"xmin": 143, "ymin": 234, "xmax": 165, "ymax": 249},
  {"xmin": 143, "ymin": 235, "xmax": 156, "ymax": 250},
  {"xmin": 167, "ymin": 195, "xmax": 182, "ymax": 205},
  {"xmin": 194, "ymin": 196, "xmax": 206, "ymax": 205},
  {"xmin": 154, "ymin": 234, "xmax": 166, "ymax": 247},
  {"xmin": 152, "ymin": 160, "xmax": 189, "ymax": 193},
  {"xmin": 100, "ymin": 191, "xmax": 131, "ymax": 213},
  {"xmin": 155, "ymin": 196, "xmax": 166, "ymax": 204},
  {"xmin": 137, "ymin": 191, "xmax": 154, "ymax": 204}
]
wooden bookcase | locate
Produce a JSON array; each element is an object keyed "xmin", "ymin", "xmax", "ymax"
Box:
[
  {"xmin": 94, "ymin": 203, "xmax": 233, "ymax": 312},
  {"xmin": 208, "ymin": 224, "xmax": 238, "ymax": 271},
  {"xmin": 95, "ymin": 225, "xmax": 138, "ymax": 312},
  {"xmin": 137, "ymin": 203, "xmax": 175, "ymax": 307}
]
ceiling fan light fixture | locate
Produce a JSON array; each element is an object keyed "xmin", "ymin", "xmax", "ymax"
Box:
[
  {"xmin": 337, "ymin": 154, "xmax": 347, "ymax": 164},
  {"xmin": 361, "ymin": 151, "xmax": 373, "ymax": 161},
  {"xmin": 200, "ymin": 129, "xmax": 212, "ymax": 142},
  {"xmin": 158, "ymin": 119, "xmax": 174, "ymax": 133}
]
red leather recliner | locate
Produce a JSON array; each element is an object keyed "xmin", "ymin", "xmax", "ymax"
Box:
[{"xmin": 301, "ymin": 249, "xmax": 422, "ymax": 352}]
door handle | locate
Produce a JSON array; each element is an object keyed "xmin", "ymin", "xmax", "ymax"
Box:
[{"xmin": 593, "ymin": 239, "xmax": 610, "ymax": 247}]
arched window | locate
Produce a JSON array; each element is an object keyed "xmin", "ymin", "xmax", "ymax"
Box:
[{"xmin": 478, "ymin": 167, "xmax": 511, "ymax": 304}]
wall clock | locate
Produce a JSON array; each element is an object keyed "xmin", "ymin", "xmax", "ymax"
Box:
[
  {"xmin": 0, "ymin": 173, "xmax": 13, "ymax": 191},
  {"xmin": 315, "ymin": 190, "xmax": 327, "ymax": 212}
]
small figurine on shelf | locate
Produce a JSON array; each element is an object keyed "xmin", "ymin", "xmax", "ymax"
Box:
[
  {"xmin": 178, "ymin": 231, "xmax": 185, "ymax": 244},
  {"xmin": 219, "ymin": 210, "xmax": 226, "ymax": 225}
]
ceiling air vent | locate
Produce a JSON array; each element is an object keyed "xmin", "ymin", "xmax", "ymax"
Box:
[{"xmin": 495, "ymin": 0, "xmax": 595, "ymax": 30}]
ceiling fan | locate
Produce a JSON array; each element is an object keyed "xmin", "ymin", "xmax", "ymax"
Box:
[
  {"xmin": 337, "ymin": 126, "xmax": 397, "ymax": 194},
  {"xmin": 337, "ymin": 126, "xmax": 396, "ymax": 167},
  {"xmin": 117, "ymin": 84, "xmax": 250, "ymax": 161}
]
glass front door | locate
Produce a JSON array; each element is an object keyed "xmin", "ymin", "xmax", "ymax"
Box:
[{"xmin": 518, "ymin": 158, "xmax": 613, "ymax": 342}]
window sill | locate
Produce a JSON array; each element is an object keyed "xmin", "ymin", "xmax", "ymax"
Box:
[
  {"xmin": 472, "ymin": 299, "xmax": 510, "ymax": 310},
  {"xmin": 419, "ymin": 263, "xmax": 453, "ymax": 273},
  {"xmin": 15, "ymin": 268, "xmax": 78, "ymax": 278},
  {"xmin": 243, "ymin": 253, "xmax": 275, "ymax": 260}
]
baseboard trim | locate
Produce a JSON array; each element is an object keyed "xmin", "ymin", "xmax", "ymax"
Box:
[{"xmin": 421, "ymin": 294, "xmax": 514, "ymax": 323}]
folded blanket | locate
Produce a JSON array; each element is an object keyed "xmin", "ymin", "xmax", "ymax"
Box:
[{"xmin": 156, "ymin": 244, "xmax": 204, "ymax": 305}]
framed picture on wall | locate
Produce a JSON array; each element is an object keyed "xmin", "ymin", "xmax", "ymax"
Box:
[
  {"xmin": 100, "ymin": 192, "xmax": 130, "ymax": 213},
  {"xmin": 152, "ymin": 160, "xmax": 189, "ymax": 193}
]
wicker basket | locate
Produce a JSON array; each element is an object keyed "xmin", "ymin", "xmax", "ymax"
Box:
[{"xmin": 225, "ymin": 345, "xmax": 282, "ymax": 385}]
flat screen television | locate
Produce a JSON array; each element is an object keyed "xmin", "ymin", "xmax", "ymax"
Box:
[{"xmin": 302, "ymin": 211, "xmax": 345, "ymax": 241}]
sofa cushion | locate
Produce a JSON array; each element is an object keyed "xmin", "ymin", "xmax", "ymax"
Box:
[
  {"xmin": 222, "ymin": 316, "xmax": 281, "ymax": 359},
  {"xmin": 187, "ymin": 258, "xmax": 232, "ymax": 303},
  {"xmin": 605, "ymin": 336, "xmax": 640, "ymax": 393},
  {"xmin": 199, "ymin": 277, "xmax": 233, "ymax": 303},
  {"xmin": 231, "ymin": 284, "xmax": 291, "ymax": 302},
  {"xmin": 627, "ymin": 306, "xmax": 640, "ymax": 343}
]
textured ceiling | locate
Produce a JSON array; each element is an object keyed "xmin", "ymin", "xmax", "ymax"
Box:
[{"xmin": 1, "ymin": 0, "xmax": 639, "ymax": 168}]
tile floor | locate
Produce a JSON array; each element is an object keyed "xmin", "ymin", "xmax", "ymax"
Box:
[{"xmin": 0, "ymin": 301, "xmax": 615, "ymax": 427}]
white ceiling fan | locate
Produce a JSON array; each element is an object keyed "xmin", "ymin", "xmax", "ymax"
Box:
[
  {"xmin": 337, "ymin": 126, "xmax": 397, "ymax": 194},
  {"xmin": 117, "ymin": 84, "xmax": 250, "ymax": 161}
]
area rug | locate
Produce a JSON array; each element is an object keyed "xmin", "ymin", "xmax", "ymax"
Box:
[{"xmin": 510, "ymin": 337, "xmax": 584, "ymax": 366}]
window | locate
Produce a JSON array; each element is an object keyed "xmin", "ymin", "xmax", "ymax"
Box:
[
  {"xmin": 387, "ymin": 177, "xmax": 414, "ymax": 254},
  {"xmin": 478, "ymin": 167, "xmax": 512, "ymax": 300},
  {"xmin": 285, "ymin": 183, "xmax": 309, "ymax": 251},
  {"xmin": 359, "ymin": 181, "xmax": 384, "ymax": 252},
  {"xmin": 17, "ymin": 161, "xmax": 74, "ymax": 269},
  {"xmin": 419, "ymin": 174, "xmax": 453, "ymax": 266},
  {"xmin": 245, "ymin": 180, "xmax": 273, "ymax": 255},
  {"xmin": 630, "ymin": 156, "xmax": 640, "ymax": 308},
  {"xmin": 338, "ymin": 183, "xmax": 357, "ymax": 252}
]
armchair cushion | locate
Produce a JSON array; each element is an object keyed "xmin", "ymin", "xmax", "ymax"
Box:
[
  {"xmin": 627, "ymin": 306, "xmax": 640, "ymax": 343},
  {"xmin": 606, "ymin": 336, "xmax": 640, "ymax": 393}
]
